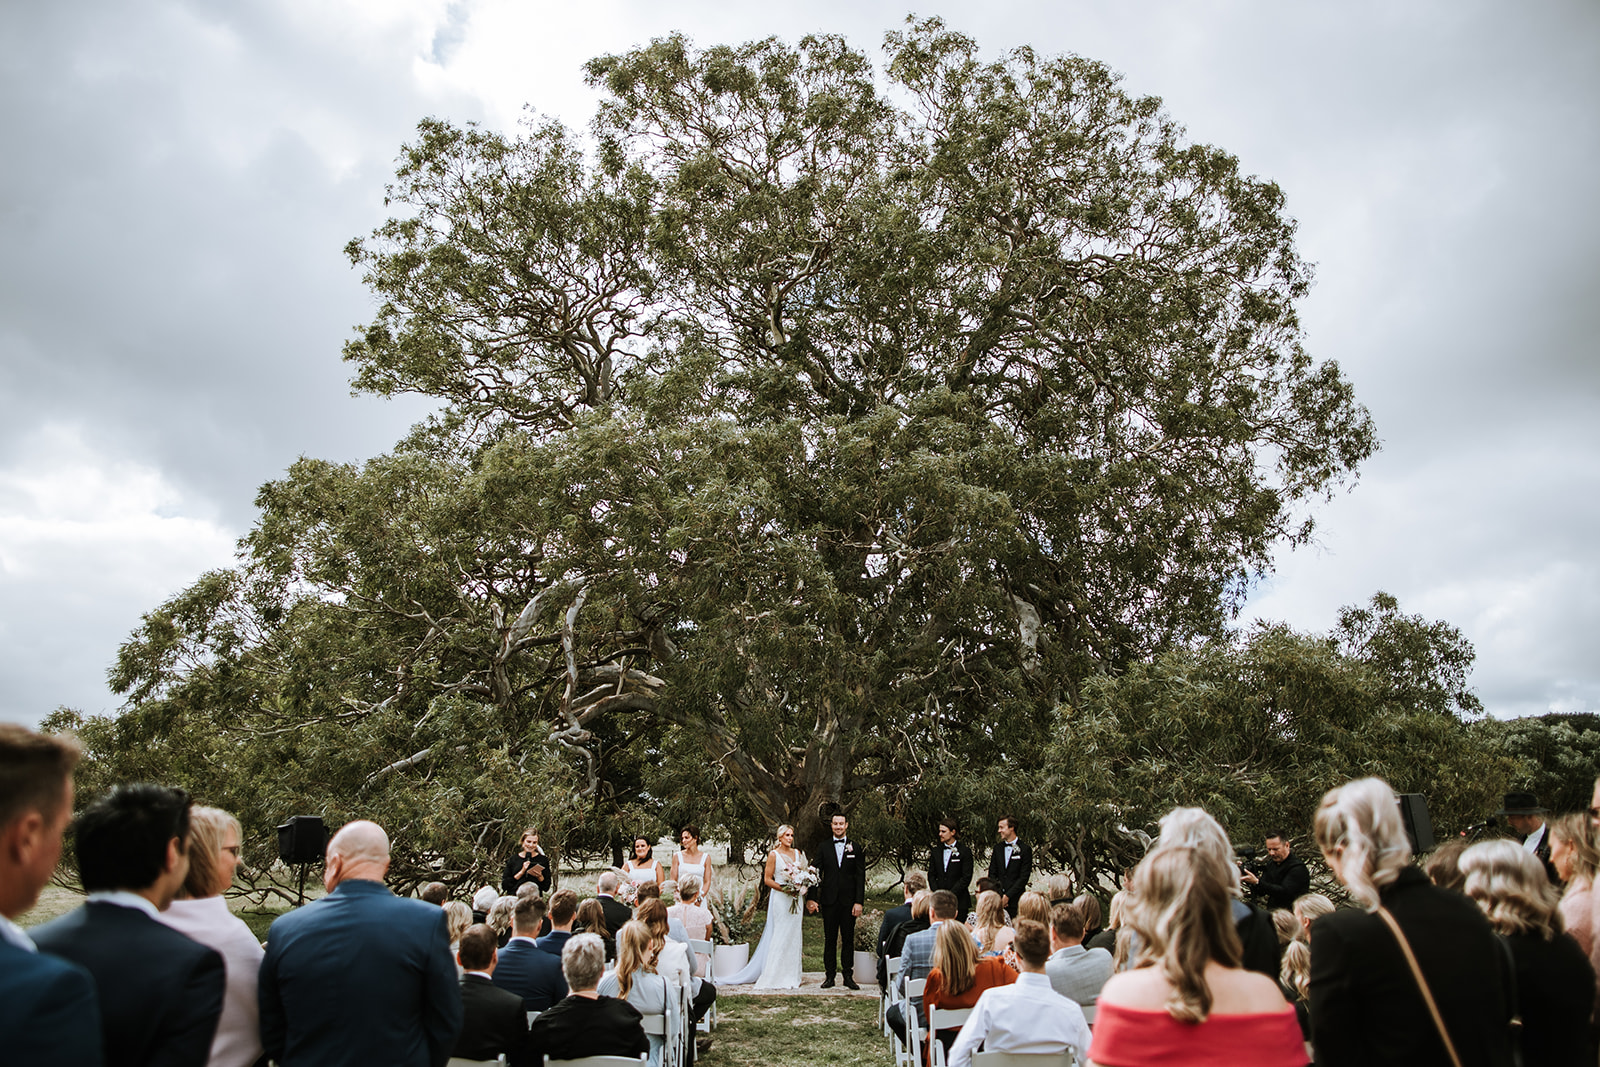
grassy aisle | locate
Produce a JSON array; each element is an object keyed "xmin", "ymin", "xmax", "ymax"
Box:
[{"xmin": 701, "ymin": 995, "xmax": 889, "ymax": 1067}]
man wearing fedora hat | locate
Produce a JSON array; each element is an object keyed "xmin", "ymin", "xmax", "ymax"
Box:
[{"xmin": 1498, "ymin": 791, "xmax": 1558, "ymax": 883}]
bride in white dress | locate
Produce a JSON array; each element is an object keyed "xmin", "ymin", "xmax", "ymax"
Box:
[{"xmin": 718, "ymin": 825, "xmax": 806, "ymax": 988}]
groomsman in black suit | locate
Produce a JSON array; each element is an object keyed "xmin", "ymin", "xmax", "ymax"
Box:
[
  {"xmin": 0, "ymin": 725, "xmax": 104, "ymax": 1067},
  {"xmin": 807, "ymin": 812, "xmax": 866, "ymax": 989},
  {"xmin": 32, "ymin": 783, "xmax": 225, "ymax": 1067},
  {"xmin": 929, "ymin": 818, "xmax": 973, "ymax": 919},
  {"xmin": 987, "ymin": 815, "xmax": 1033, "ymax": 918}
]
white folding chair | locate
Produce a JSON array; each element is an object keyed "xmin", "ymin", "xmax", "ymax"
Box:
[
  {"xmin": 971, "ymin": 1051, "xmax": 1076, "ymax": 1067},
  {"xmin": 882, "ymin": 955, "xmax": 903, "ymax": 1033},
  {"xmin": 1079, "ymin": 1003, "xmax": 1096, "ymax": 1027},
  {"xmin": 927, "ymin": 1007, "xmax": 975, "ymax": 1067},
  {"xmin": 892, "ymin": 978, "xmax": 927, "ymax": 1067},
  {"xmin": 689, "ymin": 939, "xmax": 715, "ymax": 1031},
  {"xmin": 639, "ymin": 1012, "xmax": 672, "ymax": 1067},
  {"xmin": 546, "ymin": 1056, "xmax": 649, "ymax": 1067},
  {"xmin": 447, "ymin": 1058, "xmax": 506, "ymax": 1067}
]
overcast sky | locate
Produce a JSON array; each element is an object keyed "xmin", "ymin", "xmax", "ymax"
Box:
[{"xmin": 2, "ymin": 0, "xmax": 1596, "ymax": 726}]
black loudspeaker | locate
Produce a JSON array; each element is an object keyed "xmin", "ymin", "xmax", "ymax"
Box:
[
  {"xmin": 277, "ymin": 816, "xmax": 327, "ymax": 866},
  {"xmin": 1397, "ymin": 794, "xmax": 1435, "ymax": 854}
]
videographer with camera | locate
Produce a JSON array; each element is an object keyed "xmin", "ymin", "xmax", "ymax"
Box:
[{"xmin": 1240, "ymin": 832, "xmax": 1310, "ymax": 910}]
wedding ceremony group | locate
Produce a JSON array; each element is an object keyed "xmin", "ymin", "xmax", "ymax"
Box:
[{"xmin": 6, "ymin": 719, "xmax": 1600, "ymax": 1067}]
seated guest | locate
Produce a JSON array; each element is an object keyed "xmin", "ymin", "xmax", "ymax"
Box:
[
  {"xmin": 671, "ymin": 874, "xmax": 713, "ymax": 941},
  {"xmin": 420, "ymin": 881, "xmax": 449, "ymax": 906},
  {"xmin": 537, "ymin": 888, "xmax": 578, "ymax": 956},
  {"xmin": 1291, "ymin": 893, "xmax": 1333, "ymax": 944},
  {"xmin": 494, "ymin": 895, "xmax": 568, "ymax": 1011},
  {"xmin": 1088, "ymin": 808, "xmax": 1305, "ymax": 1067},
  {"xmin": 444, "ymin": 900, "xmax": 473, "ymax": 955},
  {"xmin": 596, "ymin": 870, "xmax": 633, "ymax": 932},
  {"xmin": 455, "ymin": 923, "xmax": 530, "ymax": 1067},
  {"xmin": 514, "ymin": 880, "xmax": 541, "ymax": 899},
  {"xmin": 973, "ymin": 890, "xmax": 1011, "ymax": 957},
  {"xmin": 1271, "ymin": 908, "xmax": 1299, "ymax": 946},
  {"xmin": 1423, "ymin": 837, "xmax": 1471, "ymax": 893},
  {"xmin": 33, "ymin": 783, "xmax": 225, "ymax": 1067},
  {"xmin": 258, "ymin": 820, "xmax": 461, "ymax": 1067},
  {"xmin": 575, "ymin": 898, "xmax": 615, "ymax": 962},
  {"xmin": 925, "ymin": 913, "xmax": 1018, "ymax": 1060},
  {"xmin": 946, "ymin": 920, "xmax": 1089, "ymax": 1067},
  {"xmin": 1074, "ymin": 892, "xmax": 1104, "ymax": 946},
  {"xmin": 1461, "ymin": 839, "xmax": 1595, "ymax": 1067},
  {"xmin": 1046, "ymin": 872, "xmax": 1076, "ymax": 906},
  {"xmin": 639, "ymin": 898, "xmax": 716, "ymax": 1028},
  {"xmin": 1044, "ymin": 901, "xmax": 1113, "ymax": 1006},
  {"xmin": 878, "ymin": 871, "xmax": 927, "ymax": 988},
  {"xmin": 1310, "ymin": 778, "xmax": 1510, "ymax": 1067},
  {"xmin": 488, "ymin": 894, "xmax": 517, "ymax": 947},
  {"xmin": 1087, "ymin": 891, "xmax": 1123, "ymax": 954},
  {"xmin": 156, "ymin": 805, "xmax": 265, "ymax": 1067},
  {"xmin": 598, "ymin": 921, "xmax": 680, "ymax": 1067},
  {"xmin": 0, "ymin": 724, "xmax": 103, "ymax": 1066},
  {"xmin": 888, "ymin": 889, "xmax": 962, "ymax": 1041},
  {"xmin": 472, "ymin": 884, "xmax": 500, "ymax": 923},
  {"xmin": 527, "ymin": 932, "xmax": 650, "ymax": 1065},
  {"xmin": 887, "ymin": 889, "xmax": 933, "ymax": 965}
]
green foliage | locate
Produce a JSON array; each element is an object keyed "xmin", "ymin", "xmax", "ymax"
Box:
[
  {"xmin": 1021, "ymin": 613, "xmax": 1515, "ymax": 887},
  {"xmin": 1484, "ymin": 713, "xmax": 1600, "ymax": 815},
  {"xmin": 85, "ymin": 19, "xmax": 1378, "ymax": 878}
]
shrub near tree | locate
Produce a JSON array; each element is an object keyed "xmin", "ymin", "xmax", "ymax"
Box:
[{"xmin": 68, "ymin": 19, "xmax": 1378, "ymax": 884}]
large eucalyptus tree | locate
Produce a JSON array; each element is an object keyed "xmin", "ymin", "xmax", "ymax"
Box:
[{"xmin": 100, "ymin": 19, "xmax": 1373, "ymax": 870}]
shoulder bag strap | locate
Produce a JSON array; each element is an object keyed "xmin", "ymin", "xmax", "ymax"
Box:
[{"xmin": 1375, "ymin": 905, "xmax": 1464, "ymax": 1067}]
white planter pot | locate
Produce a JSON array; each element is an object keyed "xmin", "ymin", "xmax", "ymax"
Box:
[
  {"xmin": 712, "ymin": 943, "xmax": 749, "ymax": 978},
  {"xmin": 853, "ymin": 949, "xmax": 877, "ymax": 987}
]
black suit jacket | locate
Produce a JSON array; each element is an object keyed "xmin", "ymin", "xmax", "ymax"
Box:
[
  {"xmin": 811, "ymin": 836, "xmax": 866, "ymax": 911},
  {"xmin": 875, "ymin": 901, "xmax": 914, "ymax": 987},
  {"xmin": 1250, "ymin": 852, "xmax": 1311, "ymax": 910},
  {"xmin": 1506, "ymin": 930, "xmax": 1594, "ymax": 1067},
  {"xmin": 929, "ymin": 841, "xmax": 974, "ymax": 916},
  {"xmin": 527, "ymin": 994, "xmax": 648, "ymax": 1064},
  {"xmin": 0, "ymin": 935, "xmax": 105, "ymax": 1067},
  {"xmin": 259, "ymin": 878, "xmax": 462, "ymax": 1067},
  {"xmin": 987, "ymin": 839, "xmax": 1033, "ymax": 909},
  {"xmin": 32, "ymin": 901, "xmax": 224, "ymax": 1067},
  {"xmin": 501, "ymin": 850, "xmax": 551, "ymax": 896},
  {"xmin": 597, "ymin": 894, "xmax": 633, "ymax": 935},
  {"xmin": 457, "ymin": 973, "xmax": 530, "ymax": 1067},
  {"xmin": 1309, "ymin": 866, "xmax": 1513, "ymax": 1067}
]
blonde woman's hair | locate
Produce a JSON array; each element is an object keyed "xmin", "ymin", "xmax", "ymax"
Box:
[
  {"xmin": 487, "ymin": 895, "xmax": 517, "ymax": 935},
  {"xmin": 1017, "ymin": 891, "xmax": 1050, "ymax": 927},
  {"xmin": 614, "ymin": 920, "xmax": 656, "ymax": 1000},
  {"xmin": 1314, "ymin": 777, "xmax": 1412, "ymax": 910},
  {"xmin": 1280, "ymin": 939, "xmax": 1311, "ymax": 1001},
  {"xmin": 1460, "ymin": 839, "xmax": 1563, "ymax": 940},
  {"xmin": 1292, "ymin": 893, "xmax": 1334, "ymax": 942},
  {"xmin": 1549, "ymin": 813, "xmax": 1600, "ymax": 885},
  {"xmin": 1124, "ymin": 819, "xmax": 1245, "ymax": 1023},
  {"xmin": 1271, "ymin": 909, "xmax": 1299, "ymax": 946},
  {"xmin": 911, "ymin": 889, "xmax": 932, "ymax": 921},
  {"xmin": 775, "ymin": 824, "xmax": 794, "ymax": 842},
  {"xmin": 1107, "ymin": 890, "xmax": 1127, "ymax": 929},
  {"xmin": 1155, "ymin": 807, "xmax": 1239, "ymax": 897},
  {"xmin": 661, "ymin": 879, "xmax": 679, "ymax": 905},
  {"xmin": 932, "ymin": 914, "xmax": 979, "ymax": 997},
  {"xmin": 1045, "ymin": 872, "xmax": 1075, "ymax": 901},
  {"xmin": 679, "ymin": 874, "xmax": 701, "ymax": 901},
  {"xmin": 974, "ymin": 891, "xmax": 1008, "ymax": 952},
  {"xmin": 443, "ymin": 901, "xmax": 472, "ymax": 944},
  {"xmin": 181, "ymin": 806, "xmax": 242, "ymax": 899}
]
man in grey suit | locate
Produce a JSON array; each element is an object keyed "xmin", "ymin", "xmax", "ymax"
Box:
[
  {"xmin": 1044, "ymin": 902, "xmax": 1113, "ymax": 1007},
  {"xmin": 259, "ymin": 820, "xmax": 461, "ymax": 1067}
]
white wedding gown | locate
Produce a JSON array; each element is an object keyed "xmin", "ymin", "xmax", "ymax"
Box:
[{"xmin": 719, "ymin": 849, "xmax": 805, "ymax": 988}]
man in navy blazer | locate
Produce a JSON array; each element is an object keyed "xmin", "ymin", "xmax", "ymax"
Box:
[
  {"xmin": 0, "ymin": 724, "xmax": 104, "ymax": 1067},
  {"xmin": 493, "ymin": 894, "xmax": 568, "ymax": 1011},
  {"xmin": 31, "ymin": 782, "xmax": 225, "ymax": 1067},
  {"xmin": 259, "ymin": 820, "xmax": 462, "ymax": 1067},
  {"xmin": 534, "ymin": 887, "xmax": 579, "ymax": 957}
]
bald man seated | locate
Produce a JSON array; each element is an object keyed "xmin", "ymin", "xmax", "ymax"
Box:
[{"xmin": 258, "ymin": 820, "xmax": 462, "ymax": 1067}]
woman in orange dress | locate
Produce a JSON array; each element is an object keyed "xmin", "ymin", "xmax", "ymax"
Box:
[{"xmin": 923, "ymin": 917, "xmax": 1017, "ymax": 1064}]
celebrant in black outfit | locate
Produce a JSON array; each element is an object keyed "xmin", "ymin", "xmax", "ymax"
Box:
[
  {"xmin": 502, "ymin": 828, "xmax": 552, "ymax": 896},
  {"xmin": 807, "ymin": 811, "xmax": 867, "ymax": 989}
]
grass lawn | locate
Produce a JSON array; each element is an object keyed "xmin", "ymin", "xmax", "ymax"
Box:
[{"xmin": 701, "ymin": 995, "xmax": 890, "ymax": 1067}]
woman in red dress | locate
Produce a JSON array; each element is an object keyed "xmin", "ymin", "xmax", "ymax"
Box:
[
  {"xmin": 1088, "ymin": 807, "xmax": 1308, "ymax": 1067},
  {"xmin": 924, "ymin": 918, "xmax": 1017, "ymax": 1063}
]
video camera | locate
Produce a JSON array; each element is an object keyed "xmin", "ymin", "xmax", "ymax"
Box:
[{"xmin": 1233, "ymin": 844, "xmax": 1266, "ymax": 878}]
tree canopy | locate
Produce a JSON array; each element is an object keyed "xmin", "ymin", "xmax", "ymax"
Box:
[{"xmin": 81, "ymin": 20, "xmax": 1387, "ymax": 881}]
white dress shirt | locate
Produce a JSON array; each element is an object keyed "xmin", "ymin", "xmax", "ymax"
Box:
[
  {"xmin": 1523, "ymin": 822, "xmax": 1547, "ymax": 855},
  {"xmin": 0, "ymin": 913, "xmax": 36, "ymax": 952},
  {"xmin": 947, "ymin": 971, "xmax": 1091, "ymax": 1067},
  {"xmin": 86, "ymin": 889, "xmax": 162, "ymax": 919}
]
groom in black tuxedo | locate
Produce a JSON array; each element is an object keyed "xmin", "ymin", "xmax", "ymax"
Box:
[{"xmin": 807, "ymin": 812, "xmax": 866, "ymax": 989}]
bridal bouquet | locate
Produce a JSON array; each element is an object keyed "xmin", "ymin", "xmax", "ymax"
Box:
[
  {"xmin": 616, "ymin": 878, "xmax": 639, "ymax": 906},
  {"xmin": 777, "ymin": 864, "xmax": 821, "ymax": 913}
]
